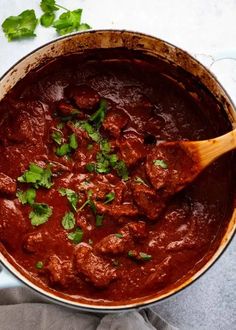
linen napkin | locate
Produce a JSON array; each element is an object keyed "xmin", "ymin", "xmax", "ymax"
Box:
[{"xmin": 0, "ymin": 287, "xmax": 178, "ymax": 330}]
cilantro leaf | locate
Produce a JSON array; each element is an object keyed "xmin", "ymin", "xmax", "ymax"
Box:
[
  {"xmin": 18, "ymin": 163, "xmax": 53, "ymax": 189},
  {"xmin": 40, "ymin": 0, "xmax": 59, "ymax": 13},
  {"xmin": 134, "ymin": 176, "xmax": 146, "ymax": 185},
  {"xmin": 79, "ymin": 122, "xmax": 101, "ymax": 142},
  {"xmin": 153, "ymin": 159, "xmax": 168, "ymax": 169},
  {"xmin": 16, "ymin": 188, "xmax": 36, "ymax": 205},
  {"xmin": 56, "ymin": 143, "xmax": 71, "ymax": 156},
  {"xmin": 35, "ymin": 261, "xmax": 44, "ymax": 269},
  {"xmin": 40, "ymin": 12, "xmax": 55, "ymax": 27},
  {"xmin": 139, "ymin": 252, "xmax": 152, "ymax": 261},
  {"xmin": 100, "ymin": 139, "xmax": 111, "ymax": 154},
  {"xmin": 2, "ymin": 10, "xmax": 38, "ymax": 41},
  {"xmin": 114, "ymin": 160, "xmax": 129, "ymax": 181},
  {"xmin": 90, "ymin": 99, "xmax": 107, "ymax": 127},
  {"xmin": 78, "ymin": 190, "xmax": 96, "ymax": 213},
  {"xmin": 95, "ymin": 152, "xmax": 110, "ymax": 174},
  {"xmin": 29, "ymin": 203, "xmax": 53, "ymax": 226},
  {"xmin": 67, "ymin": 227, "xmax": 83, "ymax": 244},
  {"xmin": 95, "ymin": 214, "xmax": 104, "ymax": 227},
  {"xmin": 115, "ymin": 233, "xmax": 123, "ymax": 238},
  {"xmin": 85, "ymin": 163, "xmax": 95, "ymax": 173},
  {"xmin": 104, "ymin": 192, "xmax": 115, "ymax": 204},
  {"xmin": 69, "ymin": 133, "xmax": 78, "ymax": 150},
  {"xmin": 58, "ymin": 188, "xmax": 79, "ymax": 211},
  {"xmin": 61, "ymin": 211, "xmax": 76, "ymax": 230},
  {"xmin": 51, "ymin": 130, "xmax": 63, "ymax": 145},
  {"xmin": 53, "ymin": 9, "xmax": 82, "ymax": 35},
  {"xmin": 77, "ymin": 23, "xmax": 92, "ymax": 31}
]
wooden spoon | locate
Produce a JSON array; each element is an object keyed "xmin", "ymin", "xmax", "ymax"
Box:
[{"xmin": 146, "ymin": 129, "xmax": 236, "ymax": 196}]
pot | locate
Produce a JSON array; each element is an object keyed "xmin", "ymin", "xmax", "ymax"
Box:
[{"xmin": 0, "ymin": 30, "xmax": 235, "ymax": 312}]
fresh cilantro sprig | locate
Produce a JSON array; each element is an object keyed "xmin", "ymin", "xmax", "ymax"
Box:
[
  {"xmin": 2, "ymin": 10, "xmax": 38, "ymax": 41},
  {"xmin": 61, "ymin": 211, "xmax": 76, "ymax": 230},
  {"xmin": 58, "ymin": 187, "xmax": 79, "ymax": 212},
  {"xmin": 18, "ymin": 163, "xmax": 53, "ymax": 189},
  {"xmin": 67, "ymin": 227, "xmax": 83, "ymax": 244},
  {"xmin": 55, "ymin": 133, "xmax": 78, "ymax": 157},
  {"xmin": 104, "ymin": 192, "xmax": 115, "ymax": 204},
  {"xmin": 16, "ymin": 188, "xmax": 36, "ymax": 205},
  {"xmin": 29, "ymin": 203, "xmax": 53, "ymax": 226}
]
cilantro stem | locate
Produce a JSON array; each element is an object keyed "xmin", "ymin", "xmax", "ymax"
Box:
[{"xmin": 55, "ymin": 4, "xmax": 69, "ymax": 11}]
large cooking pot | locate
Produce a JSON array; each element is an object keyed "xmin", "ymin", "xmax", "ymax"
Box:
[{"xmin": 0, "ymin": 30, "xmax": 235, "ymax": 312}]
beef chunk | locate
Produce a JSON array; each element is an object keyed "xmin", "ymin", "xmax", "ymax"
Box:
[
  {"xmin": 23, "ymin": 231, "xmax": 44, "ymax": 253},
  {"xmin": 57, "ymin": 100, "xmax": 75, "ymax": 116},
  {"xmin": 103, "ymin": 109, "xmax": 129, "ymax": 138},
  {"xmin": 95, "ymin": 221, "xmax": 146, "ymax": 256},
  {"xmin": 117, "ymin": 133, "xmax": 146, "ymax": 167},
  {"xmin": 0, "ymin": 173, "xmax": 16, "ymax": 197},
  {"xmin": 45, "ymin": 255, "xmax": 76, "ymax": 288},
  {"xmin": 132, "ymin": 183, "xmax": 166, "ymax": 220},
  {"xmin": 146, "ymin": 142, "xmax": 198, "ymax": 196},
  {"xmin": 66, "ymin": 85, "xmax": 100, "ymax": 110},
  {"xmin": 94, "ymin": 201, "xmax": 138, "ymax": 218},
  {"xmin": 0, "ymin": 199, "xmax": 27, "ymax": 250},
  {"xmin": 144, "ymin": 257, "xmax": 171, "ymax": 290},
  {"xmin": 74, "ymin": 243, "xmax": 117, "ymax": 287}
]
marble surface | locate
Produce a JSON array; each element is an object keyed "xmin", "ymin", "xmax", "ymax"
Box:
[{"xmin": 0, "ymin": 1, "xmax": 236, "ymax": 329}]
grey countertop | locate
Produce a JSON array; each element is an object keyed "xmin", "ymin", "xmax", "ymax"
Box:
[{"xmin": 0, "ymin": 1, "xmax": 236, "ymax": 329}]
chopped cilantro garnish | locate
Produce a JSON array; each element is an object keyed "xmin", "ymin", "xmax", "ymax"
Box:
[
  {"xmin": 61, "ymin": 211, "xmax": 76, "ymax": 230},
  {"xmin": 67, "ymin": 227, "xmax": 83, "ymax": 244},
  {"xmin": 134, "ymin": 177, "xmax": 146, "ymax": 185},
  {"xmin": 85, "ymin": 163, "xmax": 95, "ymax": 173},
  {"xmin": 29, "ymin": 203, "xmax": 53, "ymax": 226},
  {"xmin": 78, "ymin": 190, "xmax": 96, "ymax": 213},
  {"xmin": 57, "ymin": 122, "xmax": 64, "ymax": 129},
  {"xmin": 114, "ymin": 160, "xmax": 129, "ymax": 181},
  {"xmin": 40, "ymin": 12, "xmax": 55, "ymax": 27},
  {"xmin": 56, "ymin": 143, "xmax": 71, "ymax": 156},
  {"xmin": 79, "ymin": 122, "xmax": 101, "ymax": 142},
  {"xmin": 69, "ymin": 133, "xmax": 78, "ymax": 150},
  {"xmin": 16, "ymin": 188, "xmax": 36, "ymax": 205},
  {"xmin": 35, "ymin": 261, "xmax": 44, "ymax": 269},
  {"xmin": 128, "ymin": 250, "xmax": 135, "ymax": 258},
  {"xmin": 100, "ymin": 139, "xmax": 111, "ymax": 153},
  {"xmin": 18, "ymin": 163, "xmax": 53, "ymax": 189},
  {"xmin": 115, "ymin": 233, "xmax": 123, "ymax": 239},
  {"xmin": 104, "ymin": 192, "xmax": 115, "ymax": 204},
  {"xmin": 96, "ymin": 152, "xmax": 110, "ymax": 174},
  {"xmin": 139, "ymin": 252, "xmax": 152, "ymax": 261},
  {"xmin": 153, "ymin": 159, "xmax": 168, "ymax": 169},
  {"xmin": 90, "ymin": 99, "xmax": 107, "ymax": 127},
  {"xmin": 58, "ymin": 188, "xmax": 79, "ymax": 212},
  {"xmin": 51, "ymin": 130, "xmax": 63, "ymax": 145},
  {"xmin": 2, "ymin": 10, "xmax": 38, "ymax": 41},
  {"xmin": 95, "ymin": 214, "xmax": 104, "ymax": 227},
  {"xmin": 108, "ymin": 154, "xmax": 118, "ymax": 167}
]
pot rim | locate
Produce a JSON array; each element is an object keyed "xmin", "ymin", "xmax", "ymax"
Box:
[{"xmin": 0, "ymin": 29, "xmax": 235, "ymax": 312}]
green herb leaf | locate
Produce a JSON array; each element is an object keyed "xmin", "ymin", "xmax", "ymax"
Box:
[
  {"xmin": 153, "ymin": 159, "xmax": 168, "ymax": 169},
  {"xmin": 128, "ymin": 250, "xmax": 135, "ymax": 258},
  {"xmin": 69, "ymin": 133, "xmax": 78, "ymax": 150},
  {"xmin": 96, "ymin": 152, "xmax": 110, "ymax": 174},
  {"xmin": 79, "ymin": 122, "xmax": 101, "ymax": 142},
  {"xmin": 90, "ymin": 99, "xmax": 107, "ymax": 127},
  {"xmin": 62, "ymin": 211, "xmax": 76, "ymax": 230},
  {"xmin": 114, "ymin": 160, "xmax": 129, "ymax": 181},
  {"xmin": 40, "ymin": 0, "xmax": 59, "ymax": 13},
  {"xmin": 2, "ymin": 10, "xmax": 38, "ymax": 41},
  {"xmin": 108, "ymin": 154, "xmax": 119, "ymax": 167},
  {"xmin": 67, "ymin": 227, "xmax": 83, "ymax": 244},
  {"xmin": 18, "ymin": 163, "xmax": 53, "ymax": 189},
  {"xmin": 115, "ymin": 233, "xmax": 123, "ymax": 238},
  {"xmin": 78, "ymin": 190, "xmax": 96, "ymax": 213},
  {"xmin": 85, "ymin": 163, "xmax": 95, "ymax": 173},
  {"xmin": 56, "ymin": 143, "xmax": 71, "ymax": 156},
  {"xmin": 77, "ymin": 23, "xmax": 92, "ymax": 31},
  {"xmin": 139, "ymin": 252, "xmax": 152, "ymax": 261},
  {"xmin": 95, "ymin": 214, "xmax": 104, "ymax": 227},
  {"xmin": 100, "ymin": 139, "xmax": 111, "ymax": 154},
  {"xmin": 16, "ymin": 188, "xmax": 36, "ymax": 205},
  {"xmin": 58, "ymin": 188, "xmax": 79, "ymax": 212},
  {"xmin": 40, "ymin": 12, "xmax": 55, "ymax": 27},
  {"xmin": 35, "ymin": 261, "xmax": 44, "ymax": 269},
  {"xmin": 29, "ymin": 203, "xmax": 52, "ymax": 226},
  {"xmin": 104, "ymin": 192, "xmax": 115, "ymax": 204},
  {"xmin": 53, "ymin": 9, "xmax": 82, "ymax": 35},
  {"xmin": 134, "ymin": 176, "xmax": 146, "ymax": 185},
  {"xmin": 51, "ymin": 130, "xmax": 63, "ymax": 145}
]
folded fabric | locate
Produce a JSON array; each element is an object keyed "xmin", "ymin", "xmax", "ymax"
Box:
[{"xmin": 0, "ymin": 287, "xmax": 178, "ymax": 330}]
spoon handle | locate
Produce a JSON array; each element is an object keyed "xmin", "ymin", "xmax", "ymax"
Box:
[{"xmin": 191, "ymin": 128, "xmax": 236, "ymax": 167}]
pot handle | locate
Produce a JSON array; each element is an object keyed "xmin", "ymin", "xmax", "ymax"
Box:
[
  {"xmin": 194, "ymin": 49, "xmax": 236, "ymax": 68},
  {"xmin": 0, "ymin": 265, "xmax": 22, "ymax": 288}
]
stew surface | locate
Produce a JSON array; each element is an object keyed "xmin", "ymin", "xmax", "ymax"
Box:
[{"xmin": 0, "ymin": 52, "xmax": 234, "ymax": 304}]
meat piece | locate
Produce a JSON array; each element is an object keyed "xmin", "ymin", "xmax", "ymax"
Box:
[
  {"xmin": 0, "ymin": 199, "xmax": 27, "ymax": 250},
  {"xmin": 66, "ymin": 85, "xmax": 100, "ymax": 110},
  {"xmin": 57, "ymin": 100, "xmax": 75, "ymax": 116},
  {"xmin": 23, "ymin": 231, "xmax": 44, "ymax": 253},
  {"xmin": 146, "ymin": 142, "xmax": 198, "ymax": 196},
  {"xmin": 117, "ymin": 134, "xmax": 146, "ymax": 167},
  {"xmin": 0, "ymin": 173, "xmax": 16, "ymax": 197},
  {"xmin": 103, "ymin": 109, "xmax": 129, "ymax": 137},
  {"xmin": 144, "ymin": 256, "xmax": 171, "ymax": 290},
  {"xmin": 74, "ymin": 243, "xmax": 117, "ymax": 287},
  {"xmin": 132, "ymin": 183, "xmax": 166, "ymax": 220},
  {"xmin": 95, "ymin": 221, "xmax": 147, "ymax": 255},
  {"xmin": 94, "ymin": 201, "xmax": 138, "ymax": 218},
  {"xmin": 45, "ymin": 255, "xmax": 76, "ymax": 288}
]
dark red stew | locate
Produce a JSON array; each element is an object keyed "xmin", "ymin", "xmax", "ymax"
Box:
[{"xmin": 0, "ymin": 51, "xmax": 234, "ymax": 305}]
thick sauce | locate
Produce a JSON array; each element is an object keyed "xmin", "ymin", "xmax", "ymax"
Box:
[{"xmin": 0, "ymin": 52, "xmax": 234, "ymax": 304}]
